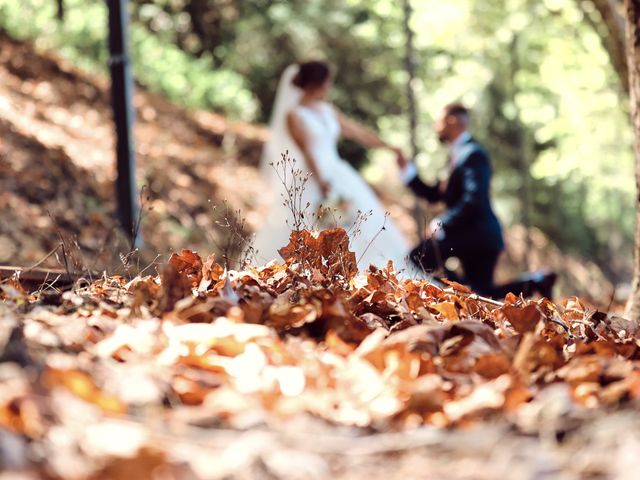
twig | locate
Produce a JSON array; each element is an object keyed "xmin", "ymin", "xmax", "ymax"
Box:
[
  {"xmin": 460, "ymin": 292, "xmax": 504, "ymax": 308},
  {"xmin": 210, "ymin": 200, "xmax": 254, "ymax": 270},
  {"xmin": 131, "ymin": 185, "xmax": 150, "ymax": 250},
  {"xmin": 89, "ymin": 225, "xmax": 117, "ymax": 273},
  {"xmin": 546, "ymin": 310, "xmax": 573, "ymax": 337},
  {"xmin": 138, "ymin": 253, "xmax": 165, "ymax": 277},
  {"xmin": 606, "ymin": 285, "xmax": 617, "ymax": 314},
  {"xmin": 357, "ymin": 212, "xmax": 389, "ymax": 268},
  {"xmin": 71, "ymin": 235, "xmax": 92, "ymax": 283},
  {"xmin": 24, "ymin": 243, "xmax": 63, "ymax": 272},
  {"xmin": 47, "ymin": 210, "xmax": 71, "ymax": 277},
  {"xmin": 37, "ymin": 274, "xmax": 63, "ymax": 294}
]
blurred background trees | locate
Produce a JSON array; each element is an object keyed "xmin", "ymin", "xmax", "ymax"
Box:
[{"xmin": 0, "ymin": 0, "xmax": 634, "ymax": 284}]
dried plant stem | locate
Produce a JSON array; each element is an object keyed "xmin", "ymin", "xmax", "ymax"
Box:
[
  {"xmin": 357, "ymin": 213, "xmax": 388, "ymax": 268},
  {"xmin": 24, "ymin": 244, "xmax": 63, "ymax": 272}
]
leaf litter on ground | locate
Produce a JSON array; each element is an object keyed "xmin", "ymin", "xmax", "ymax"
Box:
[{"xmin": 1, "ymin": 227, "xmax": 640, "ymax": 478}]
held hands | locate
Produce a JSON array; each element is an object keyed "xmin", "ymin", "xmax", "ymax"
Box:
[{"xmin": 390, "ymin": 146, "xmax": 408, "ymax": 169}]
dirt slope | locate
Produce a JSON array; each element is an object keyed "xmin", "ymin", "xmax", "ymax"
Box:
[{"xmin": 0, "ymin": 31, "xmax": 266, "ymax": 271}]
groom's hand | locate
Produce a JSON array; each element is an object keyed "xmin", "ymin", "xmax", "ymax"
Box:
[{"xmin": 393, "ymin": 148, "xmax": 408, "ymax": 169}]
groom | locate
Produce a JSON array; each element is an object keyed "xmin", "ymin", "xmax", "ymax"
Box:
[{"xmin": 399, "ymin": 102, "xmax": 556, "ymax": 299}]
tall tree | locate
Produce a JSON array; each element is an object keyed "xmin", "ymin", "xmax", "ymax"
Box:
[
  {"xmin": 582, "ymin": 0, "xmax": 628, "ymax": 91},
  {"xmin": 402, "ymin": 0, "xmax": 418, "ymax": 160},
  {"xmin": 402, "ymin": 0, "xmax": 426, "ymax": 239},
  {"xmin": 56, "ymin": 0, "xmax": 64, "ymax": 21},
  {"xmin": 624, "ymin": 0, "xmax": 640, "ymax": 320},
  {"xmin": 577, "ymin": 0, "xmax": 640, "ymax": 318},
  {"xmin": 509, "ymin": 34, "xmax": 533, "ymax": 269}
]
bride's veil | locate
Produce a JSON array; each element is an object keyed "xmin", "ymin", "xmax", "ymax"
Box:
[{"xmin": 260, "ymin": 64, "xmax": 303, "ymax": 199}]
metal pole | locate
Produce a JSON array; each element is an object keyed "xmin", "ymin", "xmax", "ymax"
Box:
[{"xmin": 107, "ymin": 0, "xmax": 139, "ymax": 247}]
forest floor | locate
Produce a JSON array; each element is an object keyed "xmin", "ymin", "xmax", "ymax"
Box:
[
  {"xmin": 1, "ymin": 245, "xmax": 640, "ymax": 480},
  {"xmin": 0, "ymin": 33, "xmax": 637, "ymax": 480},
  {"xmin": 0, "ymin": 32, "xmax": 617, "ymax": 305}
]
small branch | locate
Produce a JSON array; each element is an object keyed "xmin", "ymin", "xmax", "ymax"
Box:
[
  {"xmin": 47, "ymin": 211, "xmax": 71, "ymax": 277},
  {"xmin": 24, "ymin": 244, "xmax": 63, "ymax": 272},
  {"xmin": 357, "ymin": 213, "xmax": 388, "ymax": 267},
  {"xmin": 461, "ymin": 292, "xmax": 504, "ymax": 308}
]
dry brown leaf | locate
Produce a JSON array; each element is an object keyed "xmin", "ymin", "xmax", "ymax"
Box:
[
  {"xmin": 89, "ymin": 447, "xmax": 171, "ymax": 480},
  {"xmin": 474, "ymin": 353, "xmax": 511, "ymax": 379},
  {"xmin": 169, "ymin": 249, "xmax": 204, "ymax": 286},
  {"xmin": 432, "ymin": 301, "xmax": 459, "ymax": 321},
  {"xmin": 502, "ymin": 304, "xmax": 543, "ymax": 334},
  {"xmin": 44, "ymin": 368, "xmax": 126, "ymax": 414}
]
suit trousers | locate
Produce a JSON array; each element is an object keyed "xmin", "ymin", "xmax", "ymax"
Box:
[{"xmin": 409, "ymin": 238, "xmax": 536, "ymax": 299}]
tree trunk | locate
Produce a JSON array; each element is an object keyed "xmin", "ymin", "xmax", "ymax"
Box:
[
  {"xmin": 402, "ymin": 0, "xmax": 418, "ymax": 160},
  {"xmin": 624, "ymin": 0, "xmax": 640, "ymax": 320},
  {"xmin": 509, "ymin": 35, "xmax": 533, "ymax": 270},
  {"xmin": 402, "ymin": 0, "xmax": 427, "ymax": 241},
  {"xmin": 588, "ymin": 0, "xmax": 629, "ymax": 92},
  {"xmin": 56, "ymin": 0, "xmax": 64, "ymax": 22}
]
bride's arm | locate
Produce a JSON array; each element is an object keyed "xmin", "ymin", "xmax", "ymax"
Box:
[
  {"xmin": 336, "ymin": 109, "xmax": 403, "ymax": 158},
  {"xmin": 286, "ymin": 110, "xmax": 330, "ymax": 197}
]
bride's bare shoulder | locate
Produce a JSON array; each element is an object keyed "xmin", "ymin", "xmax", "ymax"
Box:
[
  {"xmin": 286, "ymin": 105, "xmax": 302, "ymax": 122},
  {"xmin": 285, "ymin": 108, "xmax": 307, "ymax": 134}
]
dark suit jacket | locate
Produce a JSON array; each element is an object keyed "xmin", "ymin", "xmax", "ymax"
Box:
[{"xmin": 408, "ymin": 137, "xmax": 505, "ymax": 253}]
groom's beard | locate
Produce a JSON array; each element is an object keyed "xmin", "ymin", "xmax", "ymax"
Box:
[{"xmin": 437, "ymin": 132, "xmax": 449, "ymax": 144}]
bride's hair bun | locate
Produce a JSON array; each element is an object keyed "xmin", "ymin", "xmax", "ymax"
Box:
[{"xmin": 292, "ymin": 61, "xmax": 331, "ymax": 89}]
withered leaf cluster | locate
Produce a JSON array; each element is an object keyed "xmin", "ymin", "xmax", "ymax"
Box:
[{"xmin": 1, "ymin": 228, "xmax": 638, "ymax": 478}]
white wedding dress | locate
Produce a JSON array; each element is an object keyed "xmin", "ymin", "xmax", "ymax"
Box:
[{"xmin": 252, "ymin": 66, "xmax": 412, "ymax": 274}]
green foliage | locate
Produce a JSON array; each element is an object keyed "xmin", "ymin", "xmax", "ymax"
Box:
[
  {"xmin": 0, "ymin": 0, "xmax": 257, "ymax": 118},
  {"xmin": 408, "ymin": 0, "xmax": 634, "ymax": 272},
  {"xmin": 0, "ymin": 0, "xmax": 634, "ymax": 278},
  {"xmin": 131, "ymin": 25, "xmax": 255, "ymax": 115}
]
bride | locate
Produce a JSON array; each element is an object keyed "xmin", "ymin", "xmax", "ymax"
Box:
[{"xmin": 252, "ymin": 61, "xmax": 412, "ymax": 273}]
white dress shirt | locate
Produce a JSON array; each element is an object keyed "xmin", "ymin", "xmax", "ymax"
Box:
[{"xmin": 401, "ymin": 130, "xmax": 471, "ymax": 184}]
